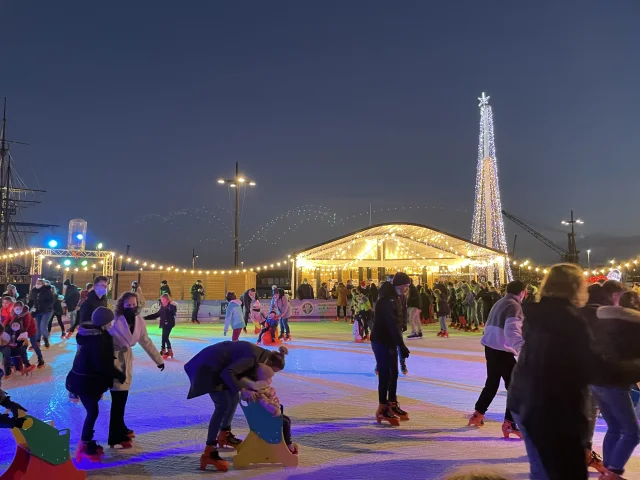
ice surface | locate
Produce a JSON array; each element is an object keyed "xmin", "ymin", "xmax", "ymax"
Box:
[{"xmin": 1, "ymin": 322, "xmax": 638, "ymax": 479}]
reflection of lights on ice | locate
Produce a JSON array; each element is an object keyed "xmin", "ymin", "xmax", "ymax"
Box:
[{"xmin": 607, "ymin": 269, "xmax": 622, "ymax": 282}]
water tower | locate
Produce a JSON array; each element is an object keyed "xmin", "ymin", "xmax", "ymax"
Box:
[{"xmin": 67, "ymin": 219, "xmax": 87, "ymax": 251}]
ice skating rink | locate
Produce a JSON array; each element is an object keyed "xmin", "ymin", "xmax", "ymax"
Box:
[{"xmin": 2, "ymin": 322, "xmax": 639, "ymax": 480}]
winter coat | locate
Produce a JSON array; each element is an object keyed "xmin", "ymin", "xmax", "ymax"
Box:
[
  {"xmin": 109, "ymin": 314, "xmax": 163, "ymax": 391},
  {"xmin": 480, "ymin": 293, "xmax": 524, "ymax": 355},
  {"xmin": 241, "ymin": 290, "xmax": 256, "ymax": 321},
  {"xmin": 66, "ymin": 324, "xmax": 126, "ymax": 396},
  {"xmin": 64, "ymin": 284, "xmax": 81, "ymax": 312},
  {"xmin": 144, "ymin": 303, "xmax": 177, "ymax": 329},
  {"xmin": 78, "ymin": 290, "xmax": 108, "ymax": 325},
  {"xmin": 275, "ymin": 296, "xmax": 291, "ymax": 319},
  {"xmin": 0, "ymin": 304, "xmax": 13, "ymax": 326},
  {"xmin": 4, "ymin": 309, "xmax": 37, "ymax": 337},
  {"xmin": 368, "ymin": 284, "xmax": 378, "ymax": 304},
  {"xmin": 184, "ymin": 341, "xmax": 272, "ymax": 398},
  {"xmin": 190, "ymin": 283, "xmax": 205, "ymax": 301},
  {"xmin": 336, "ymin": 286, "xmax": 348, "ymax": 307},
  {"xmin": 370, "ymin": 282, "xmax": 407, "ymax": 350},
  {"xmin": 594, "ymin": 305, "xmax": 640, "ymax": 366},
  {"xmin": 436, "ymin": 298, "xmax": 450, "ymax": 317},
  {"xmin": 160, "ymin": 284, "xmax": 172, "ymax": 297},
  {"xmin": 224, "ymin": 300, "xmax": 245, "ymax": 334},
  {"xmin": 507, "ymin": 297, "xmax": 640, "ymax": 479},
  {"xmin": 297, "ymin": 283, "xmax": 314, "ymax": 300},
  {"xmin": 407, "ymin": 284, "xmax": 421, "ymax": 309},
  {"xmin": 250, "ymin": 300, "xmax": 264, "ymax": 326},
  {"xmin": 53, "ymin": 295, "xmax": 64, "ymax": 316},
  {"xmin": 317, "ymin": 285, "xmax": 329, "ymax": 300},
  {"xmin": 420, "ymin": 291, "xmax": 431, "ymax": 313},
  {"xmin": 27, "ymin": 285, "xmax": 54, "ymax": 314}
]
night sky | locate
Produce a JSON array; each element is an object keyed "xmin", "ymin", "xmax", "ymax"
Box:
[{"xmin": 2, "ymin": 1, "xmax": 639, "ymax": 268}]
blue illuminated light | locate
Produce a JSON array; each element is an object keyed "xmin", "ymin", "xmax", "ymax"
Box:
[
  {"xmin": 47, "ymin": 240, "xmax": 58, "ymax": 248},
  {"xmin": 76, "ymin": 234, "xmax": 84, "ymax": 240},
  {"xmin": 63, "ymin": 259, "xmax": 71, "ymax": 266}
]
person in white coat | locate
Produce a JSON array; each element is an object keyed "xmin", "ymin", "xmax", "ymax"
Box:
[{"xmin": 108, "ymin": 291, "xmax": 164, "ymax": 448}]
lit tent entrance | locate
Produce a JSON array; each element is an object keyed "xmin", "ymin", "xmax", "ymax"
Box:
[{"xmin": 292, "ymin": 223, "xmax": 508, "ymax": 292}]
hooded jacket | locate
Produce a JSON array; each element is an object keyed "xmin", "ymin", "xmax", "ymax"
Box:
[
  {"xmin": 480, "ymin": 293, "xmax": 524, "ymax": 355},
  {"xmin": 78, "ymin": 290, "xmax": 108, "ymax": 325},
  {"xmin": 66, "ymin": 324, "xmax": 126, "ymax": 396},
  {"xmin": 27, "ymin": 285, "xmax": 54, "ymax": 314},
  {"xmin": 224, "ymin": 299, "xmax": 245, "ymax": 334},
  {"xmin": 63, "ymin": 284, "xmax": 81, "ymax": 312},
  {"xmin": 4, "ymin": 308, "xmax": 36, "ymax": 337},
  {"xmin": 184, "ymin": 341, "xmax": 272, "ymax": 399},
  {"xmin": 370, "ymin": 282, "xmax": 407, "ymax": 349}
]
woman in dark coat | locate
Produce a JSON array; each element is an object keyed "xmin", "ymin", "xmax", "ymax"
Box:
[
  {"xmin": 507, "ymin": 264, "xmax": 640, "ymax": 480},
  {"xmin": 184, "ymin": 341, "xmax": 289, "ymax": 472}
]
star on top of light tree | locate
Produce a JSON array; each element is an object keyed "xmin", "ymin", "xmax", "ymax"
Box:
[{"xmin": 478, "ymin": 92, "xmax": 490, "ymax": 107}]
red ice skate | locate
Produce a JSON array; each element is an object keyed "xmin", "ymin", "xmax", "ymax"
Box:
[
  {"xmin": 200, "ymin": 445, "xmax": 229, "ymax": 472},
  {"xmin": 388, "ymin": 401, "xmax": 409, "ymax": 421},
  {"xmin": 468, "ymin": 411, "xmax": 485, "ymax": 427},
  {"xmin": 502, "ymin": 420, "xmax": 522, "ymax": 439},
  {"xmin": 587, "ymin": 450, "xmax": 610, "ymax": 474},
  {"xmin": 216, "ymin": 428, "xmax": 242, "ymax": 449},
  {"xmin": 75, "ymin": 440, "xmax": 104, "ymax": 463},
  {"xmin": 166, "ymin": 349, "xmax": 174, "ymax": 359},
  {"xmin": 376, "ymin": 404, "xmax": 400, "ymax": 426}
]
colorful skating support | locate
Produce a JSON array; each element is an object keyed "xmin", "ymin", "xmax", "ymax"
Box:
[
  {"xmin": 0, "ymin": 410, "xmax": 86, "ymax": 479},
  {"xmin": 259, "ymin": 327, "xmax": 281, "ymax": 347},
  {"xmin": 233, "ymin": 400, "xmax": 298, "ymax": 469}
]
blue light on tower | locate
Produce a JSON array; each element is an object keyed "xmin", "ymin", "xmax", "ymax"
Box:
[
  {"xmin": 76, "ymin": 234, "xmax": 83, "ymax": 240},
  {"xmin": 47, "ymin": 239, "xmax": 58, "ymax": 248},
  {"xmin": 63, "ymin": 259, "xmax": 71, "ymax": 267}
]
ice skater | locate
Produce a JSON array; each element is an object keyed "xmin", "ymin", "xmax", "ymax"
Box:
[
  {"xmin": 143, "ymin": 293, "xmax": 177, "ymax": 358},
  {"xmin": 108, "ymin": 292, "xmax": 164, "ymax": 448},
  {"xmin": 66, "ymin": 307, "xmax": 126, "ymax": 462},
  {"xmin": 435, "ymin": 289, "xmax": 450, "ymax": 338},
  {"xmin": 184, "ymin": 341, "xmax": 289, "ymax": 472},
  {"xmin": 223, "ymin": 292, "xmax": 244, "ymax": 341}
]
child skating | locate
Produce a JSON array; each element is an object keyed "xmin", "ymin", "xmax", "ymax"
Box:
[
  {"xmin": 435, "ymin": 289, "xmax": 450, "ymax": 338},
  {"xmin": 144, "ymin": 293, "xmax": 177, "ymax": 359},
  {"xmin": 257, "ymin": 310, "xmax": 279, "ymax": 345},
  {"xmin": 240, "ymin": 364, "xmax": 298, "ymax": 455},
  {"xmin": 2, "ymin": 317, "xmax": 35, "ymax": 376},
  {"xmin": 66, "ymin": 307, "xmax": 126, "ymax": 462}
]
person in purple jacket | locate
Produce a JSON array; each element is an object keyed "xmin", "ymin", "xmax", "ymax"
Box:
[{"xmin": 468, "ymin": 280, "xmax": 526, "ymax": 439}]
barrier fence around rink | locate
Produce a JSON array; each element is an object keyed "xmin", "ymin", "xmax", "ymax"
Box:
[{"xmin": 100, "ymin": 299, "xmax": 338, "ymax": 323}]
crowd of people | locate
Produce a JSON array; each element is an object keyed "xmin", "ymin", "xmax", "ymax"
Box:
[{"xmin": 371, "ymin": 265, "xmax": 640, "ymax": 480}]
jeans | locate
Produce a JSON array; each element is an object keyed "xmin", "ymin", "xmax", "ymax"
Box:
[
  {"xmin": 192, "ymin": 300, "xmax": 201, "ymax": 321},
  {"xmin": 591, "ymin": 385, "xmax": 640, "ymax": 472},
  {"xmin": 407, "ymin": 307, "xmax": 422, "ymax": 335},
  {"xmin": 108, "ymin": 390, "xmax": 130, "ymax": 444},
  {"xmin": 34, "ymin": 311, "xmax": 53, "ymax": 344},
  {"xmin": 207, "ymin": 390, "xmax": 240, "ymax": 445},
  {"xmin": 68, "ymin": 310, "xmax": 79, "ymax": 332},
  {"xmin": 48, "ymin": 314, "xmax": 65, "ymax": 334},
  {"xmin": 79, "ymin": 394, "xmax": 101, "ymax": 441},
  {"xmin": 280, "ymin": 317, "xmax": 290, "ymax": 335},
  {"xmin": 439, "ymin": 316, "xmax": 448, "ymax": 332},
  {"xmin": 466, "ymin": 304, "xmax": 478, "ymax": 328},
  {"xmin": 474, "ymin": 346, "xmax": 515, "ymax": 422},
  {"xmin": 511, "ymin": 411, "xmax": 550, "ymax": 480},
  {"xmin": 28, "ymin": 335, "xmax": 43, "ymax": 362},
  {"xmin": 161, "ymin": 326, "xmax": 173, "ymax": 350},
  {"xmin": 282, "ymin": 414, "xmax": 292, "ymax": 445},
  {"xmin": 371, "ymin": 342, "xmax": 398, "ymax": 404}
]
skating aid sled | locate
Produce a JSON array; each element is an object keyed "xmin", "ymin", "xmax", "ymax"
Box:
[{"xmin": 1, "ymin": 409, "xmax": 85, "ymax": 479}]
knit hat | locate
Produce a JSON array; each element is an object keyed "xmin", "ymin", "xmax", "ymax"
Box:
[
  {"xmin": 392, "ymin": 272, "xmax": 411, "ymax": 286},
  {"xmin": 63, "ymin": 279, "xmax": 71, "ymax": 286},
  {"xmin": 92, "ymin": 306, "xmax": 114, "ymax": 327}
]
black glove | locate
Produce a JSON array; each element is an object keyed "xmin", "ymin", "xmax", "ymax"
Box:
[
  {"xmin": 1, "ymin": 396, "xmax": 26, "ymax": 417},
  {"xmin": 11, "ymin": 417, "xmax": 26, "ymax": 429},
  {"xmin": 157, "ymin": 363, "xmax": 165, "ymax": 371},
  {"xmin": 400, "ymin": 345, "xmax": 410, "ymax": 359}
]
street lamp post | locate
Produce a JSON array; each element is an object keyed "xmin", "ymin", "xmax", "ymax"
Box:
[
  {"xmin": 587, "ymin": 249, "xmax": 591, "ymax": 269},
  {"xmin": 217, "ymin": 162, "xmax": 256, "ymax": 268},
  {"xmin": 561, "ymin": 210, "xmax": 584, "ymax": 264}
]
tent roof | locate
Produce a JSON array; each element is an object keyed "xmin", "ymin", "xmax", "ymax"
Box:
[{"xmin": 293, "ymin": 222, "xmax": 506, "ymax": 270}]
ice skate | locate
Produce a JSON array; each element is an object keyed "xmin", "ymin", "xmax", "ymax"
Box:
[
  {"xmin": 406, "ymin": 333, "xmax": 419, "ymax": 339},
  {"xmin": 587, "ymin": 450, "xmax": 610, "ymax": 474},
  {"xmin": 125, "ymin": 429, "xmax": 135, "ymax": 439},
  {"xmin": 75, "ymin": 440, "xmax": 104, "ymax": 463},
  {"xmin": 437, "ymin": 330, "xmax": 443, "ymax": 337},
  {"xmin": 284, "ymin": 334, "xmax": 291, "ymax": 342},
  {"xmin": 471, "ymin": 327, "xmax": 480, "ymax": 332},
  {"xmin": 501, "ymin": 420, "xmax": 522, "ymax": 439},
  {"xmin": 442, "ymin": 331, "xmax": 449, "ymax": 338},
  {"xmin": 21, "ymin": 364, "xmax": 36, "ymax": 375},
  {"xmin": 108, "ymin": 437, "xmax": 133, "ymax": 449},
  {"xmin": 200, "ymin": 445, "xmax": 229, "ymax": 472},
  {"xmin": 216, "ymin": 428, "xmax": 242, "ymax": 449},
  {"xmin": 376, "ymin": 403, "xmax": 400, "ymax": 426},
  {"xmin": 166, "ymin": 349, "xmax": 174, "ymax": 359},
  {"xmin": 37, "ymin": 359, "xmax": 45, "ymax": 369},
  {"xmin": 160, "ymin": 348, "xmax": 167, "ymax": 359},
  {"xmin": 388, "ymin": 401, "xmax": 409, "ymax": 421},
  {"xmin": 400, "ymin": 362, "xmax": 408, "ymax": 376},
  {"xmin": 60, "ymin": 331, "xmax": 66, "ymax": 338},
  {"xmin": 417, "ymin": 332, "xmax": 423, "ymax": 338},
  {"xmin": 288, "ymin": 443, "xmax": 299, "ymax": 455},
  {"xmin": 598, "ymin": 472, "xmax": 626, "ymax": 480},
  {"xmin": 468, "ymin": 411, "xmax": 485, "ymax": 427}
]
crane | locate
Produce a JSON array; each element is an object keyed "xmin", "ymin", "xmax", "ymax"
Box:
[{"xmin": 502, "ymin": 210, "xmax": 579, "ymax": 264}]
